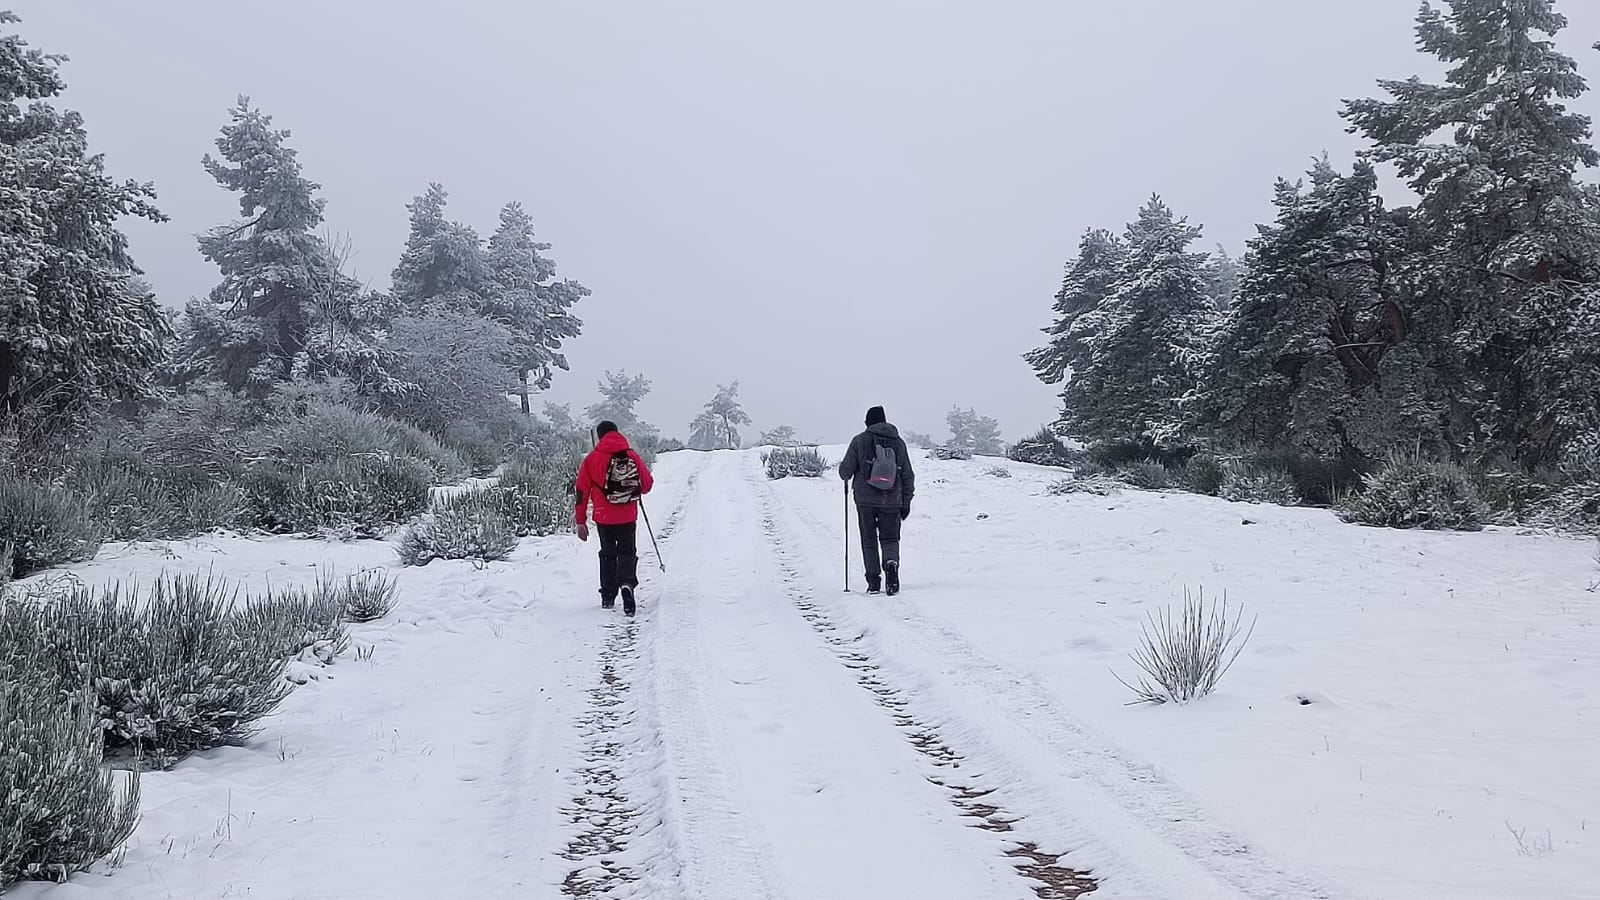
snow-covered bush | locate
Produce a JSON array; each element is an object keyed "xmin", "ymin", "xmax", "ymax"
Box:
[
  {"xmin": 1116, "ymin": 460, "xmax": 1172, "ymax": 490},
  {"xmin": 441, "ymin": 421, "xmax": 503, "ymax": 477},
  {"xmin": 264, "ymin": 401, "xmax": 467, "ymax": 485},
  {"xmin": 1046, "ymin": 476, "xmax": 1120, "ymax": 497},
  {"xmin": 1184, "ymin": 454, "xmax": 1226, "ymax": 496},
  {"xmin": 931, "ymin": 445, "xmax": 973, "ymax": 461},
  {"xmin": 0, "ymin": 675, "xmax": 141, "ymax": 889},
  {"xmin": 985, "ymin": 465, "xmax": 1013, "ymax": 479},
  {"xmin": 340, "ymin": 571, "xmax": 399, "ymax": 623},
  {"xmin": 1220, "ymin": 464, "xmax": 1301, "ymax": 506},
  {"xmin": 1, "ymin": 600, "xmax": 141, "ymax": 888},
  {"xmin": 657, "ymin": 438, "xmax": 686, "ymax": 453},
  {"xmin": 488, "ymin": 465, "xmax": 570, "ymax": 537},
  {"xmin": 1239, "ymin": 448, "xmax": 1358, "ymax": 507},
  {"xmin": 1472, "ymin": 468, "xmax": 1559, "ymax": 526},
  {"xmin": 398, "ymin": 500, "xmax": 520, "ymax": 566},
  {"xmin": 65, "ymin": 454, "xmax": 243, "ymax": 541},
  {"xmin": 763, "ymin": 447, "xmax": 829, "ymax": 480},
  {"xmin": 0, "ymin": 478, "xmax": 101, "ymax": 580},
  {"xmin": 230, "ymin": 580, "xmax": 350, "ymax": 662},
  {"xmin": 1338, "ymin": 455, "xmax": 1487, "ymax": 531},
  {"xmin": 242, "ymin": 456, "xmax": 433, "ymax": 538},
  {"xmin": 1115, "ymin": 589, "xmax": 1254, "ymax": 705},
  {"xmin": 23, "ymin": 575, "xmax": 297, "ymax": 766},
  {"xmin": 1532, "ymin": 480, "xmax": 1600, "ymax": 534},
  {"xmin": 1008, "ymin": 427, "xmax": 1075, "ymax": 468}
]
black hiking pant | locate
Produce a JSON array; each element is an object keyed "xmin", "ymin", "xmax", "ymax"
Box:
[
  {"xmin": 856, "ymin": 505, "xmax": 902, "ymax": 584},
  {"xmin": 597, "ymin": 522, "xmax": 639, "ymax": 601}
]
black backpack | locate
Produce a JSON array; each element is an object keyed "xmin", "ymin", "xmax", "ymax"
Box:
[{"xmin": 603, "ymin": 451, "xmax": 642, "ymax": 505}]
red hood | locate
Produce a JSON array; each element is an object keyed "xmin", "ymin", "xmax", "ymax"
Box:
[{"xmin": 595, "ymin": 431, "xmax": 631, "ymax": 453}]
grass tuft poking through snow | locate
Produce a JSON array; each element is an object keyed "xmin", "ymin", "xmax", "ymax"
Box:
[
  {"xmin": 340, "ymin": 570, "xmax": 399, "ymax": 623},
  {"xmin": 763, "ymin": 446, "xmax": 829, "ymax": 480},
  {"xmin": 1115, "ymin": 588, "xmax": 1256, "ymax": 705}
]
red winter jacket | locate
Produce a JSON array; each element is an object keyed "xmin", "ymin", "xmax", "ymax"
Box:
[{"xmin": 575, "ymin": 431, "xmax": 655, "ymax": 526}]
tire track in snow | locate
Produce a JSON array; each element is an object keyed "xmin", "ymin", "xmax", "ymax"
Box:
[
  {"xmin": 558, "ymin": 465, "xmax": 701, "ymax": 897},
  {"xmin": 753, "ymin": 472, "xmax": 1097, "ymax": 900},
  {"xmin": 765, "ymin": 476, "xmax": 1342, "ymax": 900}
]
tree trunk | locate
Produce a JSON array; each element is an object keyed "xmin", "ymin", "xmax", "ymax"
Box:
[
  {"xmin": 0, "ymin": 341, "xmax": 14, "ymax": 421},
  {"xmin": 518, "ymin": 368, "xmax": 531, "ymax": 416}
]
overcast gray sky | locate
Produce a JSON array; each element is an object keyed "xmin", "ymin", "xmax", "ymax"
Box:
[{"xmin": 11, "ymin": 0, "xmax": 1600, "ymax": 443}]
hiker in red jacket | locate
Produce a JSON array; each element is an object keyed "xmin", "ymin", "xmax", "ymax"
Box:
[{"xmin": 575, "ymin": 421, "xmax": 655, "ymax": 616}]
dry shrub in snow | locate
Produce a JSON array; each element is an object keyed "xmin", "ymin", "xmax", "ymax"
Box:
[
  {"xmin": 1184, "ymin": 454, "xmax": 1226, "ymax": 496},
  {"xmin": 1115, "ymin": 589, "xmax": 1255, "ymax": 705},
  {"xmin": 65, "ymin": 453, "xmax": 243, "ymax": 542},
  {"xmin": 985, "ymin": 465, "xmax": 1013, "ymax": 479},
  {"xmin": 930, "ymin": 445, "xmax": 973, "ymax": 461},
  {"xmin": 1338, "ymin": 455, "xmax": 1487, "ymax": 531},
  {"xmin": 1532, "ymin": 480, "xmax": 1600, "ymax": 534},
  {"xmin": 242, "ymin": 456, "xmax": 433, "ymax": 538},
  {"xmin": 1008, "ymin": 427, "xmax": 1075, "ymax": 468},
  {"xmin": 0, "ymin": 675, "xmax": 140, "ymax": 889},
  {"xmin": 764, "ymin": 447, "xmax": 829, "ymax": 480},
  {"xmin": 1046, "ymin": 476, "xmax": 1120, "ymax": 497},
  {"xmin": 14, "ymin": 574, "xmax": 327, "ymax": 767},
  {"xmin": 1116, "ymin": 460, "xmax": 1172, "ymax": 490},
  {"xmin": 0, "ymin": 478, "xmax": 101, "ymax": 580},
  {"xmin": 1221, "ymin": 464, "xmax": 1302, "ymax": 506},
  {"xmin": 399, "ymin": 497, "xmax": 520, "ymax": 566},
  {"xmin": 341, "ymin": 570, "xmax": 399, "ymax": 623}
]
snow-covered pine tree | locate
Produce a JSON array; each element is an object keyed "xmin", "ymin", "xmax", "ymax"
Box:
[
  {"xmin": 1024, "ymin": 229, "xmax": 1126, "ymax": 387},
  {"xmin": 484, "ymin": 202, "xmax": 588, "ymax": 411},
  {"xmin": 0, "ymin": 12, "xmax": 168, "ymax": 439},
  {"xmin": 390, "ymin": 183, "xmax": 489, "ymax": 314},
  {"xmin": 688, "ymin": 383, "xmax": 751, "ymax": 450},
  {"xmin": 1191, "ymin": 158, "xmax": 1435, "ymax": 459},
  {"xmin": 760, "ymin": 425, "xmax": 801, "ymax": 447},
  {"xmin": 1343, "ymin": 0, "xmax": 1600, "ymax": 466},
  {"xmin": 946, "ymin": 407, "xmax": 1005, "ymax": 457},
  {"xmin": 1061, "ymin": 196, "xmax": 1214, "ymax": 448},
  {"xmin": 1202, "ymin": 245, "xmax": 1242, "ymax": 311},
  {"xmin": 585, "ymin": 370, "xmax": 658, "ymax": 443},
  {"xmin": 186, "ymin": 99, "xmax": 365, "ymax": 395}
]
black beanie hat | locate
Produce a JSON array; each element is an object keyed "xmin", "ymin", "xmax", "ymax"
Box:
[
  {"xmin": 865, "ymin": 406, "xmax": 887, "ymax": 427},
  {"xmin": 596, "ymin": 420, "xmax": 618, "ymax": 437}
]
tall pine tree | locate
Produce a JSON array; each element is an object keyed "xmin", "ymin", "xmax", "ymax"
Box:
[
  {"xmin": 186, "ymin": 99, "xmax": 354, "ymax": 394},
  {"xmin": 1, "ymin": 12, "xmax": 167, "ymax": 437},
  {"xmin": 1059, "ymin": 196, "xmax": 1214, "ymax": 448},
  {"xmin": 1024, "ymin": 228, "xmax": 1126, "ymax": 388},
  {"xmin": 1191, "ymin": 159, "xmax": 1433, "ymax": 459},
  {"xmin": 1344, "ymin": 0, "xmax": 1600, "ymax": 465},
  {"xmin": 484, "ymin": 201, "xmax": 587, "ymax": 410},
  {"xmin": 391, "ymin": 183, "xmax": 488, "ymax": 313}
]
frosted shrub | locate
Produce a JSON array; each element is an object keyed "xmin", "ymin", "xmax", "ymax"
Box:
[
  {"xmin": 0, "ymin": 478, "xmax": 101, "ymax": 580},
  {"xmin": 487, "ymin": 467, "xmax": 569, "ymax": 537},
  {"xmin": 1116, "ymin": 460, "xmax": 1172, "ymax": 490},
  {"xmin": 763, "ymin": 447, "xmax": 829, "ymax": 480},
  {"xmin": 1115, "ymin": 589, "xmax": 1255, "ymax": 705},
  {"xmin": 242, "ymin": 456, "xmax": 433, "ymax": 538},
  {"xmin": 66, "ymin": 455, "xmax": 243, "ymax": 541},
  {"xmin": 1221, "ymin": 464, "xmax": 1301, "ymax": 506},
  {"xmin": 1184, "ymin": 454, "xmax": 1226, "ymax": 496},
  {"xmin": 231, "ymin": 579, "xmax": 350, "ymax": 662},
  {"xmin": 1046, "ymin": 476, "xmax": 1119, "ymax": 497},
  {"xmin": 931, "ymin": 445, "xmax": 973, "ymax": 461},
  {"xmin": 1532, "ymin": 480, "xmax": 1600, "ymax": 534},
  {"xmin": 442, "ymin": 421, "xmax": 504, "ymax": 477},
  {"xmin": 264, "ymin": 401, "xmax": 468, "ymax": 485},
  {"xmin": 26, "ymin": 575, "xmax": 296, "ymax": 766},
  {"xmin": 1338, "ymin": 455, "xmax": 1487, "ymax": 531},
  {"xmin": 1008, "ymin": 428, "xmax": 1075, "ymax": 468},
  {"xmin": 0, "ymin": 673, "xmax": 141, "ymax": 889},
  {"xmin": 985, "ymin": 465, "xmax": 1013, "ymax": 479},
  {"xmin": 341, "ymin": 570, "xmax": 399, "ymax": 623},
  {"xmin": 398, "ymin": 501, "xmax": 520, "ymax": 566}
]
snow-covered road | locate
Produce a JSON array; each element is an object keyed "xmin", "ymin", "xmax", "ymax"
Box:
[{"xmin": 16, "ymin": 448, "xmax": 1600, "ymax": 900}]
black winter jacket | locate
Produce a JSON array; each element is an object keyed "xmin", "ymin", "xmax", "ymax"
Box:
[{"xmin": 839, "ymin": 423, "xmax": 915, "ymax": 509}]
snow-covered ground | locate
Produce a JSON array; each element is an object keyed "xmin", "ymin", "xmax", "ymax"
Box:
[{"xmin": 11, "ymin": 449, "xmax": 1599, "ymax": 899}]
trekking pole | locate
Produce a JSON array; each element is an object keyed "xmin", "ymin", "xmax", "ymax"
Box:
[
  {"xmin": 843, "ymin": 481, "xmax": 851, "ymax": 592},
  {"xmin": 639, "ymin": 498, "xmax": 666, "ymax": 572}
]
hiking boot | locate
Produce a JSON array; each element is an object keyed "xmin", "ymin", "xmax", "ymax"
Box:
[
  {"xmin": 601, "ymin": 593, "xmax": 615, "ymax": 610},
  {"xmin": 621, "ymin": 585, "xmax": 637, "ymax": 617},
  {"xmin": 885, "ymin": 561, "xmax": 900, "ymax": 597},
  {"xmin": 865, "ymin": 578, "xmax": 882, "ymax": 595}
]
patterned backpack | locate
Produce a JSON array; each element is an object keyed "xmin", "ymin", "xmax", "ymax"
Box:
[{"xmin": 603, "ymin": 451, "xmax": 642, "ymax": 505}]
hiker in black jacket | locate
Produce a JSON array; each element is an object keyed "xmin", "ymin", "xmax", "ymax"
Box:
[{"xmin": 839, "ymin": 405, "xmax": 915, "ymax": 595}]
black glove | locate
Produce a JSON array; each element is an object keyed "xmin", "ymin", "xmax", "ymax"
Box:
[{"xmin": 900, "ymin": 505, "xmax": 911, "ymax": 520}]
